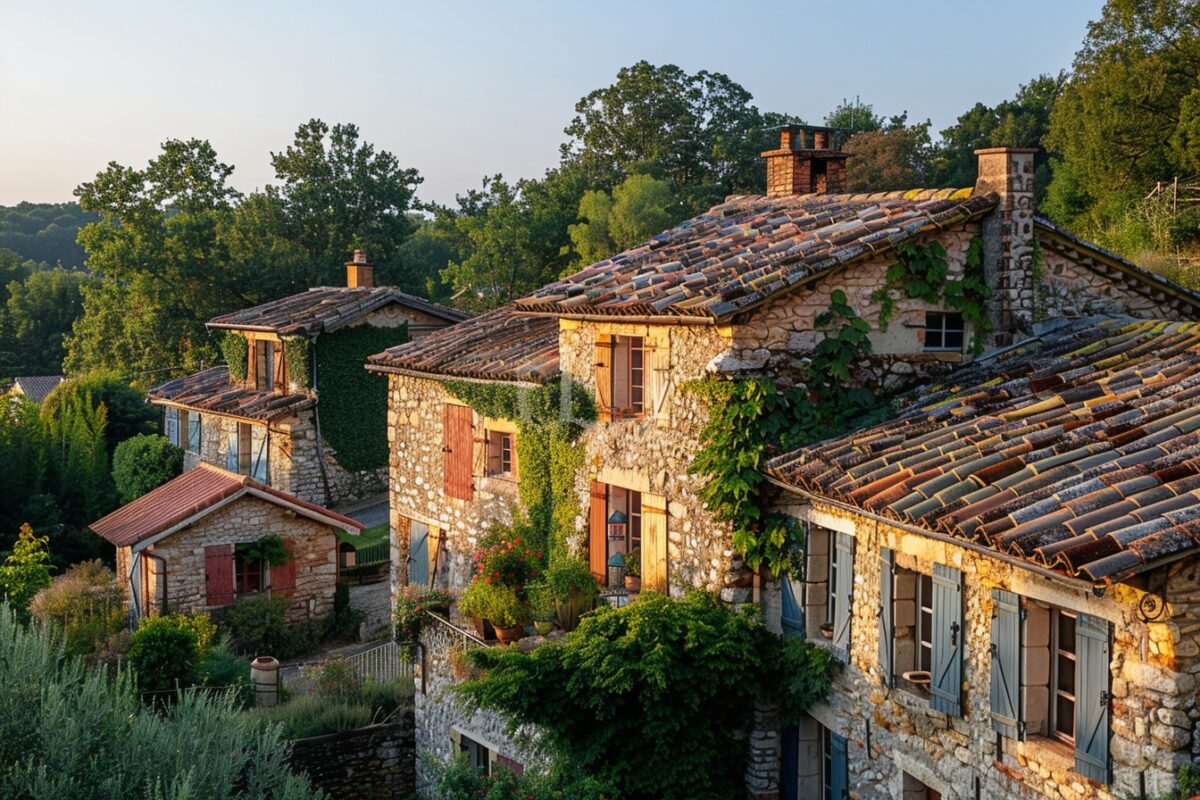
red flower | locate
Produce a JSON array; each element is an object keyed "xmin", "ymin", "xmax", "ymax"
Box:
[{"xmin": 485, "ymin": 577, "xmax": 492, "ymax": 584}]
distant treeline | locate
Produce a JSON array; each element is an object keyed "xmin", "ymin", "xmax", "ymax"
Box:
[{"xmin": 0, "ymin": 203, "xmax": 95, "ymax": 270}]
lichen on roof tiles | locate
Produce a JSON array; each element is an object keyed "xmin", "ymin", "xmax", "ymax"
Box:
[{"xmin": 207, "ymin": 287, "xmax": 468, "ymax": 337}]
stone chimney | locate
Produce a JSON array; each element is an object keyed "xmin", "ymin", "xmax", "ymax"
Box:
[
  {"xmin": 974, "ymin": 147, "xmax": 1037, "ymax": 347},
  {"xmin": 346, "ymin": 249, "xmax": 374, "ymax": 288},
  {"xmin": 761, "ymin": 125, "xmax": 849, "ymax": 197}
]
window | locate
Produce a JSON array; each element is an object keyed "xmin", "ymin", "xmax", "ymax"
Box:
[
  {"xmin": 596, "ymin": 335, "xmax": 646, "ymax": 419},
  {"xmin": 880, "ymin": 555, "xmax": 963, "ymax": 713},
  {"xmin": 1051, "ymin": 610, "xmax": 1077, "ymax": 745},
  {"xmin": 458, "ymin": 732, "xmax": 492, "ymax": 776},
  {"xmin": 165, "ymin": 407, "xmax": 181, "ymax": 447},
  {"xmin": 226, "ymin": 426, "xmax": 240, "ymax": 473},
  {"xmin": 484, "ymin": 431, "xmax": 516, "ymax": 478},
  {"xmin": 588, "ymin": 481, "xmax": 666, "ymax": 592},
  {"xmin": 889, "ymin": 565, "xmax": 934, "ymax": 692},
  {"xmin": 924, "ymin": 312, "xmax": 965, "ymax": 351},
  {"xmin": 254, "ymin": 340, "xmax": 274, "ymax": 391},
  {"xmin": 234, "ymin": 548, "xmax": 263, "ymax": 595},
  {"xmin": 782, "ymin": 717, "xmax": 845, "ymax": 800},
  {"xmin": 186, "ymin": 411, "xmax": 201, "ymax": 455},
  {"xmin": 803, "ymin": 525, "xmax": 853, "ymax": 655},
  {"xmin": 238, "ymin": 423, "xmax": 252, "ymax": 475},
  {"xmin": 249, "ymin": 423, "xmax": 268, "ymax": 483}
]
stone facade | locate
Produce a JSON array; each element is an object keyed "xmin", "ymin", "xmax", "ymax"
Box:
[
  {"xmin": 1037, "ymin": 242, "xmax": 1166, "ymax": 321},
  {"xmin": 285, "ymin": 711, "xmax": 416, "ymax": 800},
  {"xmin": 764, "ymin": 499, "xmax": 1200, "ymax": 800},
  {"xmin": 123, "ymin": 494, "xmax": 339, "ymax": 624}
]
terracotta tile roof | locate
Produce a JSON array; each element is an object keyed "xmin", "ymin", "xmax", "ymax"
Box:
[
  {"xmin": 367, "ymin": 305, "xmax": 560, "ymax": 384},
  {"xmin": 89, "ymin": 463, "xmax": 363, "ymax": 547},
  {"xmin": 207, "ymin": 287, "xmax": 469, "ymax": 337},
  {"xmin": 148, "ymin": 366, "xmax": 315, "ymax": 421},
  {"xmin": 11, "ymin": 375, "xmax": 64, "ymax": 405},
  {"xmin": 767, "ymin": 318, "xmax": 1200, "ymax": 585},
  {"xmin": 514, "ymin": 189, "xmax": 995, "ymax": 321}
]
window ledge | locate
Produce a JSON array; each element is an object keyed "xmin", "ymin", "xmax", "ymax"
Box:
[
  {"xmin": 479, "ymin": 475, "xmax": 519, "ymax": 495},
  {"xmin": 1005, "ymin": 735, "xmax": 1076, "ymax": 777}
]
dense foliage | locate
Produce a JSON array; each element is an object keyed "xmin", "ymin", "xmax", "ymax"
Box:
[
  {"xmin": 221, "ymin": 331, "xmax": 249, "ymax": 381},
  {"xmin": 432, "ymin": 756, "xmax": 617, "ymax": 800},
  {"xmin": 0, "ymin": 603, "xmax": 322, "ymax": 799},
  {"xmin": 127, "ymin": 614, "xmax": 201, "ymax": 692},
  {"xmin": 111, "ymin": 433, "xmax": 183, "ymax": 503},
  {"xmin": 29, "ymin": 560, "xmax": 125, "ymax": 657},
  {"xmin": 0, "ymin": 202, "xmax": 96, "ymax": 268},
  {"xmin": 459, "ymin": 592, "xmax": 839, "ymax": 800},
  {"xmin": 0, "ymin": 525, "xmax": 52, "ymax": 617},
  {"xmin": 315, "ymin": 323, "xmax": 408, "ymax": 472},
  {"xmin": 0, "ymin": 267, "xmax": 96, "ymax": 376}
]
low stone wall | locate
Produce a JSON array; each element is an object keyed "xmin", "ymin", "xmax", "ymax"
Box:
[
  {"xmin": 285, "ymin": 709, "xmax": 415, "ymax": 800},
  {"xmin": 349, "ymin": 580, "xmax": 392, "ymax": 637}
]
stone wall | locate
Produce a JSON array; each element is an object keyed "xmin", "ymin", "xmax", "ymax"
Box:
[
  {"xmin": 1037, "ymin": 242, "xmax": 1166, "ymax": 321},
  {"xmin": 766, "ymin": 499, "xmax": 1200, "ymax": 800},
  {"xmin": 414, "ymin": 617, "xmax": 538, "ymax": 797},
  {"xmin": 285, "ymin": 710, "xmax": 415, "ymax": 800},
  {"xmin": 143, "ymin": 494, "xmax": 338, "ymax": 624}
]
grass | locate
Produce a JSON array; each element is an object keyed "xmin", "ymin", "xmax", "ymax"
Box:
[
  {"xmin": 338, "ymin": 522, "xmax": 388, "ymax": 550},
  {"xmin": 246, "ymin": 676, "xmax": 415, "ymax": 740}
]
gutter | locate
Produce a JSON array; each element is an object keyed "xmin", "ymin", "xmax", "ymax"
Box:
[{"xmin": 513, "ymin": 310, "xmax": 716, "ymax": 326}]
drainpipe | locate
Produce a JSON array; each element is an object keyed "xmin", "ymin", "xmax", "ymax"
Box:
[{"xmin": 310, "ymin": 337, "xmax": 334, "ymax": 507}]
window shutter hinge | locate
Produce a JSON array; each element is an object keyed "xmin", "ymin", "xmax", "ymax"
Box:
[{"xmin": 1020, "ymin": 606, "xmax": 1027, "ymax": 621}]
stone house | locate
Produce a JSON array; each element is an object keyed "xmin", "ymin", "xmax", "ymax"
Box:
[
  {"xmin": 765, "ymin": 319, "xmax": 1200, "ymax": 800},
  {"xmin": 90, "ymin": 462, "xmax": 362, "ymax": 623},
  {"xmin": 149, "ymin": 251, "xmax": 467, "ymax": 506},
  {"xmin": 371, "ymin": 127, "xmax": 1200, "ymax": 795}
]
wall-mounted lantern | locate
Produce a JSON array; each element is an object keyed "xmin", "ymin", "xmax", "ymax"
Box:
[{"xmin": 607, "ymin": 509, "xmax": 628, "ymax": 542}]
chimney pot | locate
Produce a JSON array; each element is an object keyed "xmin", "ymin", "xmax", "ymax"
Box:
[
  {"xmin": 352, "ymin": 249, "xmax": 367, "ymax": 265},
  {"xmin": 346, "ymin": 250, "xmax": 374, "ymax": 288},
  {"xmin": 761, "ymin": 124, "xmax": 848, "ymax": 197}
]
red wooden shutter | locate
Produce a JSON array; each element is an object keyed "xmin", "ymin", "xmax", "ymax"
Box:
[
  {"xmin": 204, "ymin": 544, "xmax": 234, "ymax": 606},
  {"xmin": 589, "ymin": 481, "xmax": 608, "ymax": 581},
  {"xmin": 272, "ymin": 538, "xmax": 297, "ymax": 597},
  {"xmin": 443, "ymin": 404, "xmax": 474, "ymax": 500}
]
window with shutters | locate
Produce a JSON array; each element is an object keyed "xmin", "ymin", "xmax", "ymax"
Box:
[
  {"xmin": 226, "ymin": 425, "xmax": 240, "ymax": 472},
  {"xmin": 1051, "ymin": 610, "xmax": 1078, "ymax": 745},
  {"xmin": 888, "ymin": 564, "xmax": 934, "ymax": 694},
  {"xmin": 803, "ymin": 525, "xmax": 853, "ymax": 656},
  {"xmin": 234, "ymin": 547, "xmax": 264, "ymax": 595},
  {"xmin": 442, "ymin": 404, "xmax": 474, "ymax": 500},
  {"xmin": 596, "ymin": 335, "xmax": 646, "ymax": 420},
  {"xmin": 589, "ymin": 481, "xmax": 662, "ymax": 591},
  {"xmin": 254, "ymin": 340, "xmax": 274, "ymax": 391},
  {"xmin": 165, "ymin": 407, "xmax": 181, "ymax": 447},
  {"xmin": 484, "ymin": 430, "xmax": 517, "ymax": 479}
]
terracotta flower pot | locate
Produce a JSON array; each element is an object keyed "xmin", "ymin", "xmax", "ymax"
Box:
[
  {"xmin": 624, "ymin": 575, "xmax": 641, "ymax": 592},
  {"xmin": 819, "ymin": 624, "xmax": 834, "ymax": 640},
  {"xmin": 494, "ymin": 624, "xmax": 524, "ymax": 645},
  {"xmin": 472, "ymin": 616, "xmax": 496, "ymax": 641}
]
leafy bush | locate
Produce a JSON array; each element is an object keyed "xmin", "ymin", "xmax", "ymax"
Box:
[
  {"xmin": 357, "ymin": 677, "xmax": 415, "ymax": 718},
  {"xmin": 481, "ymin": 584, "xmax": 526, "ymax": 628},
  {"xmin": 29, "ymin": 559, "xmax": 125, "ymax": 657},
  {"xmin": 472, "ymin": 528, "xmax": 541, "ymax": 592},
  {"xmin": 127, "ymin": 614, "xmax": 199, "ymax": 692},
  {"xmin": 218, "ymin": 595, "xmax": 328, "ymax": 659},
  {"xmin": 545, "ymin": 557, "xmax": 598, "ymax": 603},
  {"xmin": 111, "ymin": 434, "xmax": 183, "ymax": 503},
  {"xmin": 457, "ymin": 579, "xmax": 491, "ymax": 621},
  {"xmin": 0, "ymin": 524, "xmax": 52, "ymax": 617},
  {"xmin": 304, "ymin": 656, "xmax": 362, "ymax": 702},
  {"xmin": 394, "ymin": 585, "xmax": 454, "ymax": 641},
  {"xmin": 221, "ymin": 332, "xmax": 249, "ymax": 381},
  {"xmin": 249, "ymin": 693, "xmax": 374, "ymax": 740},
  {"xmin": 432, "ymin": 754, "xmax": 618, "ymax": 799}
]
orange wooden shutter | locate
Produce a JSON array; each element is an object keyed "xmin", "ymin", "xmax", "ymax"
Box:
[
  {"xmin": 245, "ymin": 337, "xmax": 256, "ymax": 387},
  {"xmin": 589, "ymin": 481, "xmax": 608, "ymax": 581},
  {"xmin": 642, "ymin": 493, "xmax": 668, "ymax": 593},
  {"xmin": 204, "ymin": 544, "xmax": 234, "ymax": 606},
  {"xmin": 443, "ymin": 404, "xmax": 474, "ymax": 500},
  {"xmin": 273, "ymin": 341, "xmax": 286, "ymax": 391},
  {"xmin": 594, "ymin": 335, "xmax": 613, "ymax": 422},
  {"xmin": 272, "ymin": 538, "xmax": 297, "ymax": 597}
]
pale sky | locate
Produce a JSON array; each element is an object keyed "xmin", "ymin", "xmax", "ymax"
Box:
[{"xmin": 0, "ymin": 0, "xmax": 1104, "ymax": 208}]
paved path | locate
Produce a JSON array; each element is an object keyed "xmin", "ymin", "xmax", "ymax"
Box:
[{"xmin": 336, "ymin": 493, "xmax": 388, "ymax": 529}]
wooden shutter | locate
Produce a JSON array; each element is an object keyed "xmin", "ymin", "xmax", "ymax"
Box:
[
  {"xmin": 164, "ymin": 407, "xmax": 179, "ymax": 447},
  {"xmin": 250, "ymin": 424, "xmax": 268, "ymax": 483},
  {"xmin": 1075, "ymin": 614, "xmax": 1111, "ymax": 783},
  {"xmin": 245, "ymin": 337, "xmax": 256, "ymax": 387},
  {"xmin": 879, "ymin": 548, "xmax": 894, "ymax": 688},
  {"xmin": 442, "ymin": 404, "xmax": 474, "ymax": 500},
  {"xmin": 642, "ymin": 492, "xmax": 668, "ymax": 593},
  {"xmin": 588, "ymin": 482, "xmax": 607, "ymax": 581},
  {"xmin": 428, "ymin": 526, "xmax": 443, "ymax": 588},
  {"xmin": 226, "ymin": 427, "xmax": 239, "ymax": 472},
  {"xmin": 830, "ymin": 731, "xmax": 848, "ymax": 800},
  {"xmin": 595, "ymin": 335, "xmax": 613, "ymax": 422},
  {"xmin": 272, "ymin": 538, "xmax": 297, "ymax": 597},
  {"xmin": 930, "ymin": 563, "xmax": 964, "ymax": 715},
  {"xmin": 408, "ymin": 523, "xmax": 429, "ymax": 586},
  {"xmin": 188, "ymin": 411, "xmax": 201, "ymax": 454},
  {"xmin": 781, "ymin": 577, "xmax": 804, "ymax": 638},
  {"xmin": 990, "ymin": 588, "xmax": 1021, "ymax": 738},
  {"xmin": 647, "ymin": 329, "xmax": 672, "ymax": 428},
  {"xmin": 273, "ymin": 341, "xmax": 286, "ymax": 391},
  {"xmin": 204, "ymin": 544, "xmax": 234, "ymax": 606},
  {"xmin": 832, "ymin": 532, "xmax": 854, "ymax": 655}
]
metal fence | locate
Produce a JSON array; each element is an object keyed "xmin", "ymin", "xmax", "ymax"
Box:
[
  {"xmin": 342, "ymin": 541, "xmax": 390, "ymax": 569},
  {"xmin": 344, "ymin": 640, "xmax": 415, "ymax": 683}
]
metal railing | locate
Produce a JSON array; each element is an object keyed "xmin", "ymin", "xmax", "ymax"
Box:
[
  {"xmin": 344, "ymin": 541, "xmax": 390, "ymax": 568},
  {"xmin": 344, "ymin": 640, "xmax": 415, "ymax": 683}
]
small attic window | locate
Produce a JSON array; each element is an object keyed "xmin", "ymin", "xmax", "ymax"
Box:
[{"xmin": 924, "ymin": 312, "xmax": 964, "ymax": 352}]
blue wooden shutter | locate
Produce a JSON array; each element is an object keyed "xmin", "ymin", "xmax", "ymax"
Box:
[
  {"xmin": 225, "ymin": 427, "xmax": 239, "ymax": 472},
  {"xmin": 990, "ymin": 588, "xmax": 1021, "ymax": 738},
  {"xmin": 879, "ymin": 548, "xmax": 894, "ymax": 687},
  {"xmin": 187, "ymin": 411, "xmax": 201, "ymax": 454},
  {"xmin": 832, "ymin": 532, "xmax": 854, "ymax": 655},
  {"xmin": 930, "ymin": 563, "xmax": 963, "ymax": 715},
  {"xmin": 830, "ymin": 731, "xmax": 848, "ymax": 799},
  {"xmin": 408, "ymin": 523, "xmax": 429, "ymax": 587},
  {"xmin": 1075, "ymin": 614, "xmax": 1111, "ymax": 783},
  {"xmin": 782, "ymin": 577, "xmax": 805, "ymax": 638},
  {"xmin": 780, "ymin": 724, "xmax": 798, "ymax": 800}
]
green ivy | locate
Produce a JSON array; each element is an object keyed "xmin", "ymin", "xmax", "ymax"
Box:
[
  {"xmin": 444, "ymin": 380, "xmax": 595, "ymax": 565},
  {"xmin": 871, "ymin": 236, "xmax": 992, "ymax": 356},
  {"xmin": 316, "ymin": 324, "xmax": 409, "ymax": 472},
  {"xmin": 238, "ymin": 534, "xmax": 289, "ymax": 567},
  {"xmin": 220, "ymin": 332, "xmax": 248, "ymax": 381},
  {"xmin": 283, "ymin": 338, "xmax": 311, "ymax": 389}
]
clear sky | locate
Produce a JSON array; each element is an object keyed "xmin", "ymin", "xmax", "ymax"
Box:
[{"xmin": 0, "ymin": 0, "xmax": 1104, "ymax": 208}]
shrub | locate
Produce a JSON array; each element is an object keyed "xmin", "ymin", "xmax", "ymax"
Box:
[
  {"xmin": 304, "ymin": 656, "xmax": 362, "ymax": 702},
  {"xmin": 220, "ymin": 595, "xmax": 290, "ymax": 656},
  {"xmin": 192, "ymin": 635, "xmax": 251, "ymax": 688},
  {"xmin": 249, "ymin": 693, "xmax": 373, "ymax": 740},
  {"xmin": 111, "ymin": 434, "xmax": 183, "ymax": 503},
  {"xmin": 358, "ymin": 677, "xmax": 415, "ymax": 718},
  {"xmin": 0, "ymin": 524, "xmax": 52, "ymax": 617},
  {"xmin": 471, "ymin": 528, "xmax": 541, "ymax": 594},
  {"xmin": 394, "ymin": 585, "xmax": 454, "ymax": 641},
  {"xmin": 545, "ymin": 557, "xmax": 598, "ymax": 603},
  {"xmin": 457, "ymin": 580, "xmax": 490, "ymax": 621},
  {"xmin": 481, "ymin": 584, "xmax": 526, "ymax": 628},
  {"xmin": 431, "ymin": 754, "xmax": 617, "ymax": 800},
  {"xmin": 29, "ymin": 559, "xmax": 125, "ymax": 657},
  {"xmin": 127, "ymin": 614, "xmax": 199, "ymax": 692}
]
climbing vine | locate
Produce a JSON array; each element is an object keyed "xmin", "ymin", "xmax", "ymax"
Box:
[
  {"xmin": 283, "ymin": 338, "xmax": 310, "ymax": 389},
  {"xmin": 237, "ymin": 534, "xmax": 289, "ymax": 567},
  {"xmin": 316, "ymin": 323, "xmax": 409, "ymax": 472},
  {"xmin": 220, "ymin": 332, "xmax": 248, "ymax": 381},
  {"xmin": 444, "ymin": 379, "xmax": 595, "ymax": 565},
  {"xmin": 871, "ymin": 236, "xmax": 991, "ymax": 355}
]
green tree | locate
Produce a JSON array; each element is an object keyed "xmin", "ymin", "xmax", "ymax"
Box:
[
  {"xmin": 0, "ymin": 525, "xmax": 52, "ymax": 617},
  {"xmin": 843, "ymin": 122, "xmax": 934, "ymax": 192},
  {"xmin": 127, "ymin": 614, "xmax": 199, "ymax": 692},
  {"xmin": 396, "ymin": 209, "xmax": 470, "ymax": 300},
  {"xmin": 42, "ymin": 372, "xmax": 156, "ymax": 453},
  {"xmin": 825, "ymin": 97, "xmax": 884, "ymax": 147},
  {"xmin": 568, "ymin": 174, "xmax": 682, "ymax": 264},
  {"xmin": 5, "ymin": 268, "xmax": 95, "ymax": 375},
  {"xmin": 0, "ymin": 202, "xmax": 96, "ymax": 268},
  {"xmin": 112, "ymin": 434, "xmax": 183, "ymax": 503}
]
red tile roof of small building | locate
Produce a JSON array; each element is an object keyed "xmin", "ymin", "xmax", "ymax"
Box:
[
  {"xmin": 366, "ymin": 305, "xmax": 560, "ymax": 384},
  {"xmin": 207, "ymin": 287, "xmax": 469, "ymax": 337},
  {"xmin": 514, "ymin": 189, "xmax": 996, "ymax": 321},
  {"xmin": 148, "ymin": 366, "xmax": 315, "ymax": 421},
  {"xmin": 90, "ymin": 463, "xmax": 362, "ymax": 548},
  {"xmin": 767, "ymin": 318, "xmax": 1200, "ymax": 585}
]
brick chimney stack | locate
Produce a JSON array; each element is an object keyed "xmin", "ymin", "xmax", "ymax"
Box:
[
  {"xmin": 346, "ymin": 249, "xmax": 374, "ymax": 288},
  {"xmin": 761, "ymin": 124, "xmax": 849, "ymax": 197},
  {"xmin": 974, "ymin": 147, "xmax": 1038, "ymax": 347}
]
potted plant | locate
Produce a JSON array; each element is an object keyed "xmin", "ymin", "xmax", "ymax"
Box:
[
  {"xmin": 483, "ymin": 585, "xmax": 527, "ymax": 645},
  {"xmin": 547, "ymin": 558, "xmax": 599, "ymax": 632},
  {"xmin": 528, "ymin": 582, "xmax": 555, "ymax": 636},
  {"xmin": 819, "ymin": 621, "xmax": 834, "ymax": 640},
  {"xmin": 458, "ymin": 581, "xmax": 495, "ymax": 641},
  {"xmin": 423, "ymin": 588, "xmax": 454, "ymax": 617},
  {"xmin": 624, "ymin": 547, "xmax": 641, "ymax": 592}
]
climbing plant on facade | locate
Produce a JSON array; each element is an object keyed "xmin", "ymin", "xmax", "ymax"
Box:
[
  {"xmin": 283, "ymin": 338, "xmax": 310, "ymax": 389},
  {"xmin": 220, "ymin": 332, "xmax": 248, "ymax": 381}
]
